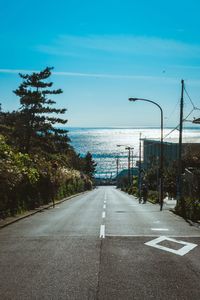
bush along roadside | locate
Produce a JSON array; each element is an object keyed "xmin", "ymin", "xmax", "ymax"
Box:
[
  {"xmin": 175, "ymin": 197, "xmax": 200, "ymax": 222},
  {"xmin": 0, "ymin": 67, "xmax": 96, "ymax": 219},
  {"xmin": 0, "ymin": 135, "xmax": 92, "ymax": 219}
]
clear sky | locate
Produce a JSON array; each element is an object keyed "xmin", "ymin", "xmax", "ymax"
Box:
[{"xmin": 0, "ymin": 0, "xmax": 200, "ymax": 127}]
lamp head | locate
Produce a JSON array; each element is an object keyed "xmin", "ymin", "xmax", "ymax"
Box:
[{"xmin": 128, "ymin": 97, "xmax": 138, "ymax": 102}]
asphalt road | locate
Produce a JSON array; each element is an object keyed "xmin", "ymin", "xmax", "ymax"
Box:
[{"xmin": 0, "ymin": 186, "xmax": 199, "ymax": 300}]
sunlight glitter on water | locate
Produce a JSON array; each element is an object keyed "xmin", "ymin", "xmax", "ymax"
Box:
[{"xmin": 68, "ymin": 127, "xmax": 200, "ymax": 178}]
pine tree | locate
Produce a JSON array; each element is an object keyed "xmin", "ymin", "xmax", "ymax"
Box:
[
  {"xmin": 83, "ymin": 152, "xmax": 97, "ymax": 179},
  {"xmin": 13, "ymin": 67, "xmax": 70, "ymax": 154}
]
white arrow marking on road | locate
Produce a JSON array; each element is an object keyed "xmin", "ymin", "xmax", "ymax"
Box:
[
  {"xmin": 145, "ymin": 236, "xmax": 198, "ymax": 256},
  {"xmin": 100, "ymin": 225, "xmax": 105, "ymax": 238}
]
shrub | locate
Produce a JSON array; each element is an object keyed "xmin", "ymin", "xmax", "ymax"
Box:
[{"xmin": 148, "ymin": 190, "xmax": 159, "ymax": 204}]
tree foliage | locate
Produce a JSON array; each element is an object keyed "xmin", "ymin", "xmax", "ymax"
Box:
[
  {"xmin": 83, "ymin": 152, "xmax": 97, "ymax": 179},
  {"xmin": 0, "ymin": 67, "xmax": 96, "ymax": 218},
  {"xmin": 13, "ymin": 67, "xmax": 70, "ymax": 154}
]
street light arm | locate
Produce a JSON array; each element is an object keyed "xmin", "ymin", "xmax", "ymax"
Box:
[{"xmin": 129, "ymin": 98, "xmax": 163, "ymax": 114}]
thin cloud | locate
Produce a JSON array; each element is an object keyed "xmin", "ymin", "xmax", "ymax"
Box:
[
  {"xmin": 0, "ymin": 68, "xmax": 200, "ymax": 86},
  {"xmin": 0, "ymin": 68, "xmax": 175, "ymax": 81},
  {"xmin": 37, "ymin": 34, "xmax": 200, "ymax": 58}
]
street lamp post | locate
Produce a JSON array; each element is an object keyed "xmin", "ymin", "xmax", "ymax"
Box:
[
  {"xmin": 129, "ymin": 97, "xmax": 164, "ymax": 211},
  {"xmin": 117, "ymin": 144, "xmax": 134, "ymax": 186}
]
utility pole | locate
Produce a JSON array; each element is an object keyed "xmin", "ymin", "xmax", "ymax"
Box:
[
  {"xmin": 116, "ymin": 157, "xmax": 119, "ymax": 177},
  {"xmin": 138, "ymin": 133, "xmax": 142, "ymax": 203},
  {"xmin": 125, "ymin": 147, "xmax": 134, "ymax": 185},
  {"xmin": 127, "ymin": 147, "xmax": 131, "ymax": 185},
  {"xmin": 177, "ymin": 79, "xmax": 184, "ymax": 212}
]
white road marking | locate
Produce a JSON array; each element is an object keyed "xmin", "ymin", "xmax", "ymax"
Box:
[
  {"xmin": 104, "ymin": 200, "xmax": 106, "ymax": 204},
  {"xmin": 104, "ymin": 195, "xmax": 107, "ymax": 200},
  {"xmin": 106, "ymin": 234, "xmax": 200, "ymax": 238},
  {"xmin": 151, "ymin": 228, "xmax": 169, "ymax": 231},
  {"xmin": 153, "ymin": 221, "xmax": 160, "ymax": 224},
  {"xmin": 102, "ymin": 211, "xmax": 106, "ymax": 218},
  {"xmin": 100, "ymin": 225, "xmax": 105, "ymax": 238},
  {"xmin": 103, "ymin": 204, "xmax": 106, "ymax": 209},
  {"xmin": 145, "ymin": 236, "xmax": 198, "ymax": 256}
]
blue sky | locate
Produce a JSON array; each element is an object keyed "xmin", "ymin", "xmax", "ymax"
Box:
[{"xmin": 0, "ymin": 0, "xmax": 200, "ymax": 127}]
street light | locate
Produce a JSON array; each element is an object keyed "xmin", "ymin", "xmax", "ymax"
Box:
[
  {"xmin": 117, "ymin": 144, "xmax": 134, "ymax": 186},
  {"xmin": 128, "ymin": 97, "xmax": 164, "ymax": 211}
]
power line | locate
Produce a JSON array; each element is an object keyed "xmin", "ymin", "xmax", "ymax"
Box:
[{"xmin": 184, "ymin": 86, "xmax": 195, "ymax": 109}]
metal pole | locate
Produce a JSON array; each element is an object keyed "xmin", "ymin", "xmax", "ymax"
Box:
[
  {"xmin": 116, "ymin": 158, "xmax": 119, "ymax": 177},
  {"xmin": 129, "ymin": 98, "xmax": 164, "ymax": 211}
]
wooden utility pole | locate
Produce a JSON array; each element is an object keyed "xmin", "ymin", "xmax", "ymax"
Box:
[
  {"xmin": 138, "ymin": 133, "xmax": 142, "ymax": 203},
  {"xmin": 177, "ymin": 79, "xmax": 184, "ymax": 212}
]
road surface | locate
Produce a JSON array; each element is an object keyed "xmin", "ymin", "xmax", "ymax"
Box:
[{"xmin": 0, "ymin": 186, "xmax": 199, "ymax": 299}]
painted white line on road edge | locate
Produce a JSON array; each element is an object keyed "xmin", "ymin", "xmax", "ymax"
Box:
[
  {"xmin": 100, "ymin": 225, "xmax": 105, "ymax": 238},
  {"xmin": 102, "ymin": 211, "xmax": 106, "ymax": 218},
  {"xmin": 106, "ymin": 234, "xmax": 200, "ymax": 237},
  {"xmin": 145, "ymin": 236, "xmax": 198, "ymax": 256},
  {"xmin": 151, "ymin": 228, "xmax": 169, "ymax": 231}
]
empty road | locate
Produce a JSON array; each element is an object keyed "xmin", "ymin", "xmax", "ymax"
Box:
[{"xmin": 0, "ymin": 186, "xmax": 199, "ymax": 299}]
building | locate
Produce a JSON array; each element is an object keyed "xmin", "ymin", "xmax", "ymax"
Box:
[{"xmin": 143, "ymin": 138, "xmax": 200, "ymax": 170}]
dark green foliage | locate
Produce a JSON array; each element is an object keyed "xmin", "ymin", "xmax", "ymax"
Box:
[
  {"xmin": 83, "ymin": 152, "xmax": 97, "ymax": 179},
  {"xmin": 148, "ymin": 190, "xmax": 159, "ymax": 204},
  {"xmin": 0, "ymin": 68, "xmax": 94, "ymax": 219},
  {"xmin": 13, "ymin": 67, "xmax": 70, "ymax": 154}
]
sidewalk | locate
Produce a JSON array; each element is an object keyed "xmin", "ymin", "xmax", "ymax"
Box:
[{"xmin": 0, "ymin": 191, "xmax": 89, "ymax": 229}]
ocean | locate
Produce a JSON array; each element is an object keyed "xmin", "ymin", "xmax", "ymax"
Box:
[{"xmin": 67, "ymin": 127, "xmax": 200, "ymax": 178}]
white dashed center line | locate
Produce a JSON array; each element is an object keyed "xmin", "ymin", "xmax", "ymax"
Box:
[
  {"xmin": 102, "ymin": 211, "xmax": 106, "ymax": 218},
  {"xmin": 100, "ymin": 193, "xmax": 107, "ymax": 239},
  {"xmin": 100, "ymin": 224, "xmax": 105, "ymax": 238}
]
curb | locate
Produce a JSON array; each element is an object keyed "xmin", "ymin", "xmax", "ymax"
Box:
[{"xmin": 0, "ymin": 190, "xmax": 90, "ymax": 229}]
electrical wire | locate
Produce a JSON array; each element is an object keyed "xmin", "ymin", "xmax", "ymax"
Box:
[{"xmin": 184, "ymin": 86, "xmax": 196, "ymax": 109}]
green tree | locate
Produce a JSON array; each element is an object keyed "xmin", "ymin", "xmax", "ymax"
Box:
[
  {"xmin": 13, "ymin": 67, "xmax": 70, "ymax": 154},
  {"xmin": 83, "ymin": 152, "xmax": 97, "ymax": 179}
]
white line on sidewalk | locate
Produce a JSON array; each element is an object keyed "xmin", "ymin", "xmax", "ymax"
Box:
[
  {"xmin": 100, "ymin": 225, "xmax": 105, "ymax": 238},
  {"xmin": 102, "ymin": 211, "xmax": 106, "ymax": 218}
]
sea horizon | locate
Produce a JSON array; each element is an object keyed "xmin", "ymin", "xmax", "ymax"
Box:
[{"xmin": 67, "ymin": 127, "xmax": 200, "ymax": 178}]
